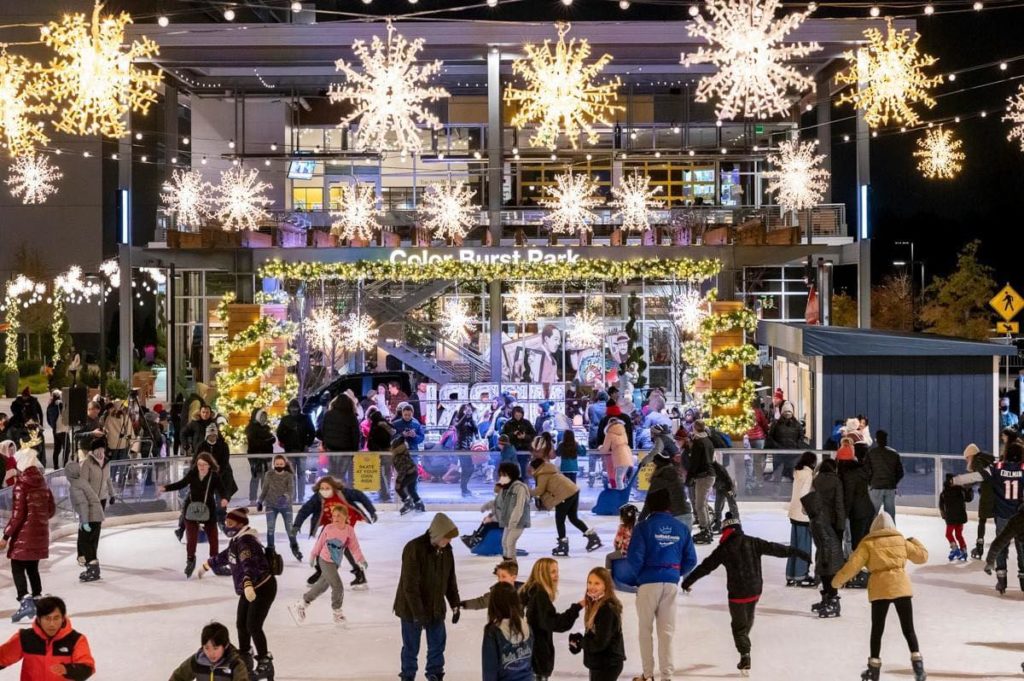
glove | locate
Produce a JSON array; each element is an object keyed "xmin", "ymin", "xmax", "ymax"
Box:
[
  {"xmin": 568, "ymin": 632, "xmax": 583, "ymax": 655},
  {"xmin": 451, "ymin": 607, "xmax": 461, "ymax": 624},
  {"xmin": 81, "ymin": 523, "xmax": 91, "ymax": 532},
  {"xmin": 256, "ymin": 502, "xmax": 263, "ymax": 513},
  {"xmin": 197, "ymin": 562, "xmax": 210, "ymax": 579},
  {"xmin": 244, "ymin": 585, "xmax": 256, "ymax": 602}
]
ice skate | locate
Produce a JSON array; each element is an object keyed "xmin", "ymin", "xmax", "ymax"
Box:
[
  {"xmin": 797, "ymin": 575, "xmax": 819, "ymax": 588},
  {"xmin": 254, "ymin": 653, "xmax": 275, "ymax": 680},
  {"xmin": 970, "ymin": 540, "xmax": 984, "ymax": 560},
  {"xmin": 239, "ymin": 649, "xmax": 254, "ymax": 674},
  {"xmin": 184, "ymin": 557, "xmax": 196, "ymax": 579},
  {"xmin": 584, "ymin": 530, "xmax": 603, "ymax": 552},
  {"xmin": 947, "ymin": 547, "xmax": 959, "ymax": 562},
  {"xmin": 630, "ymin": 674, "xmax": 652, "ymax": 681},
  {"xmin": 414, "ymin": 500, "xmax": 426, "ymax": 513},
  {"xmin": 860, "ymin": 658, "xmax": 881, "ymax": 681},
  {"xmin": 911, "ymin": 652, "xmax": 926, "ymax": 681},
  {"xmin": 693, "ymin": 529, "xmax": 713, "ymax": 545},
  {"xmin": 350, "ymin": 567, "xmax": 368, "ymax": 589},
  {"xmin": 173, "ymin": 526, "xmax": 184, "ymax": 543},
  {"xmin": 996, "ymin": 570, "xmax": 1008, "ymax": 594},
  {"xmin": 737, "ymin": 654, "xmax": 751, "ymax": 676},
  {"xmin": 817, "ymin": 595, "xmax": 841, "ymax": 618},
  {"xmin": 958, "ymin": 548, "xmax": 968, "ymax": 562},
  {"xmin": 333, "ymin": 608, "xmax": 347, "ymax": 624},
  {"xmin": 79, "ymin": 561, "xmax": 101, "ymax": 582},
  {"xmin": 399, "ymin": 499, "xmax": 415, "ymax": 516},
  {"xmin": 289, "ymin": 538, "xmax": 303, "ymax": 562},
  {"xmin": 11, "ymin": 596, "xmax": 35, "ymax": 624},
  {"xmin": 288, "ymin": 599, "xmax": 307, "ymax": 624},
  {"xmin": 552, "ymin": 538, "xmax": 569, "ymax": 556}
]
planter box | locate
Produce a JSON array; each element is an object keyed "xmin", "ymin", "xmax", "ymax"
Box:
[
  {"xmin": 167, "ymin": 229, "xmax": 204, "ymax": 249},
  {"xmin": 308, "ymin": 230, "xmax": 337, "ymax": 247},
  {"xmin": 765, "ymin": 226, "xmax": 800, "ymax": 245},
  {"xmin": 703, "ymin": 226, "xmax": 731, "ymax": 245}
]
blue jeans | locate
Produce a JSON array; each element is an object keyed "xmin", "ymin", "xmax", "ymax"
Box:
[
  {"xmin": 787, "ymin": 521, "xmax": 812, "ymax": 580},
  {"xmin": 869, "ymin": 488, "xmax": 896, "ymax": 520},
  {"xmin": 265, "ymin": 506, "xmax": 294, "ymax": 550},
  {"xmin": 400, "ymin": 618, "xmax": 446, "ymax": 679}
]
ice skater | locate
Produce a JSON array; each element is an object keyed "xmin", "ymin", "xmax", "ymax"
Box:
[
  {"xmin": 257, "ymin": 454, "xmax": 302, "ymax": 562},
  {"xmin": 520, "ymin": 558, "xmax": 581, "ymax": 681},
  {"xmin": 391, "ymin": 435, "xmax": 424, "ymax": 515},
  {"xmin": 169, "ymin": 621, "xmax": 249, "ymax": 681},
  {"xmin": 291, "ymin": 504, "xmax": 366, "ymax": 626},
  {"xmin": 529, "ymin": 457, "xmax": 601, "ymax": 556},
  {"xmin": 159, "ymin": 452, "xmax": 230, "ymax": 579},
  {"xmin": 293, "ymin": 475, "xmax": 376, "ymax": 588},
  {"xmin": 939, "ymin": 474, "xmax": 971, "ymax": 561},
  {"xmin": 568, "ymin": 567, "xmax": 625, "ymax": 681},
  {"xmin": 2, "ymin": 448, "xmax": 56, "ymax": 623},
  {"xmin": 65, "ymin": 438, "xmax": 111, "ymax": 582}
]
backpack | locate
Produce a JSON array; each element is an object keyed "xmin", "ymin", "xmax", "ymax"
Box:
[{"xmin": 264, "ymin": 547, "xmax": 284, "ymax": 576}]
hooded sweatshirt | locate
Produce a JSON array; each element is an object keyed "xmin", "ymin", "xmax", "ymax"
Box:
[
  {"xmin": 481, "ymin": 619, "xmax": 533, "ymax": 681},
  {"xmin": 393, "ymin": 513, "xmax": 460, "ymax": 622}
]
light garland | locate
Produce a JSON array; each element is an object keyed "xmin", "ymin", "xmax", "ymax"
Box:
[
  {"xmin": 611, "ymin": 172, "xmax": 664, "ymax": 233},
  {"xmin": 215, "ymin": 166, "xmax": 274, "ymax": 231},
  {"xmin": 339, "ymin": 312, "xmax": 379, "ymax": 353},
  {"xmin": 328, "ymin": 20, "xmax": 448, "ymax": 154},
  {"xmin": 913, "ymin": 127, "xmax": 965, "ymax": 179},
  {"xmin": 161, "ymin": 168, "xmax": 213, "ymax": 229},
  {"xmin": 671, "ymin": 288, "xmax": 710, "ymax": 335},
  {"xmin": 331, "ymin": 183, "xmax": 382, "ymax": 242},
  {"xmin": 567, "ymin": 308, "xmax": 604, "ymax": 349},
  {"xmin": 0, "ymin": 50, "xmax": 53, "ymax": 158},
  {"xmin": 420, "ymin": 181, "xmax": 477, "ymax": 242},
  {"xmin": 763, "ymin": 139, "xmax": 830, "ymax": 213},
  {"xmin": 504, "ymin": 23, "xmax": 623, "ymax": 150},
  {"xmin": 259, "ymin": 257, "xmax": 723, "ymax": 284},
  {"xmin": 541, "ymin": 172, "xmax": 601, "ymax": 235},
  {"xmin": 835, "ymin": 19, "xmax": 942, "ymax": 128},
  {"xmin": 212, "ymin": 316, "xmax": 297, "ymax": 364},
  {"xmin": 6, "ymin": 152, "xmax": 62, "ymax": 204},
  {"xmin": 439, "ymin": 297, "xmax": 477, "ymax": 343},
  {"xmin": 682, "ymin": 0, "xmax": 821, "ymax": 121},
  {"xmin": 506, "ymin": 283, "xmax": 541, "ymax": 322},
  {"xmin": 3, "ymin": 275, "xmax": 45, "ymax": 373},
  {"xmin": 1003, "ymin": 83, "xmax": 1024, "ymax": 152},
  {"xmin": 38, "ymin": 1, "xmax": 161, "ymax": 138}
]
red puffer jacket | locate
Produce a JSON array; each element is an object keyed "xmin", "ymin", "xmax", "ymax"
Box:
[{"xmin": 3, "ymin": 467, "xmax": 55, "ymax": 561}]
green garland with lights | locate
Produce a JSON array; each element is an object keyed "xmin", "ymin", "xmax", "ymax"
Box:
[
  {"xmin": 3, "ymin": 304, "xmax": 18, "ymax": 373},
  {"xmin": 258, "ymin": 256, "xmax": 722, "ymax": 284},
  {"xmin": 51, "ymin": 292, "xmax": 67, "ymax": 368},
  {"xmin": 212, "ymin": 316, "xmax": 296, "ymax": 364}
]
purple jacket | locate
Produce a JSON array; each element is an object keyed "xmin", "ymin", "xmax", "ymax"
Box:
[{"xmin": 208, "ymin": 527, "xmax": 273, "ymax": 595}]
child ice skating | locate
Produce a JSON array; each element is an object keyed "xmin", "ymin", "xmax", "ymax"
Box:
[
  {"xmin": 460, "ymin": 560, "xmax": 521, "ymax": 611},
  {"xmin": 604, "ymin": 504, "xmax": 636, "ymax": 570},
  {"xmin": 481, "ymin": 582, "xmax": 534, "ymax": 681},
  {"xmin": 293, "ymin": 475, "xmax": 376, "ymax": 588},
  {"xmin": 258, "ymin": 455, "xmax": 301, "ymax": 561},
  {"xmin": 2, "ymin": 449, "xmax": 56, "ymax": 623},
  {"xmin": 391, "ymin": 435, "xmax": 424, "ymax": 515},
  {"xmin": 520, "ymin": 558, "xmax": 581, "ymax": 680},
  {"xmin": 939, "ymin": 474, "xmax": 972, "ymax": 561},
  {"xmin": 568, "ymin": 567, "xmax": 625, "ymax": 681},
  {"xmin": 291, "ymin": 504, "xmax": 366, "ymax": 625}
]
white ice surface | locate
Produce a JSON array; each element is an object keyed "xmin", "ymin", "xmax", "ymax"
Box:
[{"xmin": 0, "ymin": 505, "xmax": 1019, "ymax": 681}]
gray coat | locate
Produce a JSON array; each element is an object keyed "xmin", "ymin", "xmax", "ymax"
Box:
[
  {"xmin": 66, "ymin": 452, "xmax": 110, "ymax": 524},
  {"xmin": 258, "ymin": 469, "xmax": 295, "ymax": 509},
  {"xmin": 484, "ymin": 480, "xmax": 531, "ymax": 529}
]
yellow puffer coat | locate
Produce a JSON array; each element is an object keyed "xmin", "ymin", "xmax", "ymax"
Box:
[{"xmin": 832, "ymin": 512, "xmax": 928, "ymax": 601}]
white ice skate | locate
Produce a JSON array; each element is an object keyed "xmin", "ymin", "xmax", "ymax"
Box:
[{"xmin": 287, "ymin": 599, "xmax": 307, "ymax": 625}]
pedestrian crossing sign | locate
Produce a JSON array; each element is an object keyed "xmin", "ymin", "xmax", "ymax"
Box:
[
  {"xmin": 990, "ymin": 284, "xmax": 1024, "ymax": 322},
  {"xmin": 996, "ymin": 321, "xmax": 1020, "ymax": 335}
]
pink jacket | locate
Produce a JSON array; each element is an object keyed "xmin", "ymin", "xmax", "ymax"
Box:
[
  {"xmin": 311, "ymin": 522, "xmax": 365, "ymax": 565},
  {"xmin": 599, "ymin": 420, "xmax": 634, "ymax": 469}
]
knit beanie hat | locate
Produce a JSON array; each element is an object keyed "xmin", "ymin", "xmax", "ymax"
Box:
[
  {"xmin": 227, "ymin": 507, "xmax": 250, "ymax": 526},
  {"xmin": 722, "ymin": 512, "xmax": 741, "ymax": 530},
  {"xmin": 14, "ymin": 448, "xmax": 39, "ymax": 472}
]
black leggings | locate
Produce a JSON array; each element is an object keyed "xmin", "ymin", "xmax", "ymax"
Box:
[
  {"xmin": 869, "ymin": 597, "xmax": 919, "ymax": 658},
  {"xmin": 237, "ymin": 577, "xmax": 277, "ymax": 657},
  {"xmin": 555, "ymin": 492, "xmax": 589, "ymax": 539},
  {"xmin": 77, "ymin": 522, "xmax": 102, "ymax": 562},
  {"xmin": 11, "ymin": 559, "xmax": 41, "ymax": 601}
]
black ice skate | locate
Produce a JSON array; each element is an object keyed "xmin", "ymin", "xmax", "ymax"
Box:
[
  {"xmin": 911, "ymin": 652, "xmax": 926, "ymax": 681},
  {"xmin": 184, "ymin": 557, "xmax": 196, "ymax": 579},
  {"xmin": 737, "ymin": 654, "xmax": 751, "ymax": 676},
  {"xmin": 10, "ymin": 596, "xmax": 35, "ymax": 623},
  {"xmin": 239, "ymin": 650, "xmax": 254, "ymax": 674},
  {"xmin": 79, "ymin": 562, "xmax": 101, "ymax": 582},
  {"xmin": 692, "ymin": 529, "xmax": 713, "ymax": 545},
  {"xmin": 254, "ymin": 653, "xmax": 275, "ymax": 680},
  {"xmin": 818, "ymin": 595, "xmax": 841, "ymax": 618},
  {"xmin": 861, "ymin": 658, "xmax": 881, "ymax": 681},
  {"xmin": 399, "ymin": 499, "xmax": 415, "ymax": 515},
  {"xmin": 351, "ymin": 567, "xmax": 368, "ymax": 589},
  {"xmin": 552, "ymin": 538, "xmax": 569, "ymax": 556},
  {"xmin": 585, "ymin": 530, "xmax": 603, "ymax": 552},
  {"xmin": 996, "ymin": 570, "xmax": 1008, "ymax": 594},
  {"xmin": 414, "ymin": 500, "xmax": 426, "ymax": 513}
]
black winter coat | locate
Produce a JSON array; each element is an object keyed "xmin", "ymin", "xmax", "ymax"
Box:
[
  {"xmin": 521, "ymin": 584, "xmax": 581, "ymax": 676},
  {"xmin": 501, "ymin": 418, "xmax": 537, "ymax": 451},
  {"xmin": 767, "ymin": 417, "xmax": 804, "ymax": 449},
  {"xmin": 687, "ymin": 436, "xmax": 715, "ymax": 480},
  {"xmin": 811, "ymin": 470, "xmax": 846, "ymax": 536},
  {"xmin": 681, "ymin": 528, "xmax": 809, "ymax": 600},
  {"xmin": 971, "ymin": 452, "xmax": 996, "ymax": 519},
  {"xmin": 367, "ymin": 420, "xmax": 395, "ymax": 451},
  {"xmin": 197, "ymin": 439, "xmax": 238, "ymax": 499},
  {"xmin": 393, "ymin": 532, "xmax": 460, "ymax": 622},
  {"xmin": 245, "ymin": 421, "xmax": 276, "ymax": 455},
  {"xmin": 165, "ymin": 469, "xmax": 227, "ymax": 515},
  {"xmin": 712, "ymin": 461, "xmax": 735, "ymax": 493},
  {"xmin": 181, "ymin": 416, "xmax": 215, "ymax": 455},
  {"xmin": 801, "ymin": 491, "xmax": 845, "ymax": 577},
  {"xmin": 837, "ymin": 460, "xmax": 876, "ymax": 521},
  {"xmin": 319, "ymin": 407, "xmax": 360, "ymax": 451},
  {"xmin": 581, "ymin": 602, "xmax": 626, "ymax": 670},
  {"xmin": 939, "ymin": 485, "xmax": 973, "ymax": 525},
  {"xmin": 276, "ymin": 412, "xmax": 315, "ymax": 454},
  {"xmin": 864, "ymin": 445, "xmax": 904, "ymax": 490},
  {"xmin": 641, "ymin": 462, "xmax": 692, "ymax": 520}
]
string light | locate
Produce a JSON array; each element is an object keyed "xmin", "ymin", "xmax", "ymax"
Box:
[
  {"xmin": 540, "ymin": 171, "xmax": 601, "ymax": 235},
  {"xmin": 567, "ymin": 308, "xmax": 604, "ymax": 349},
  {"xmin": 0, "ymin": 51, "xmax": 53, "ymax": 158},
  {"xmin": 339, "ymin": 313, "xmax": 378, "ymax": 353},
  {"xmin": 6, "ymin": 152, "xmax": 62, "ymax": 204},
  {"xmin": 160, "ymin": 168, "xmax": 213, "ymax": 228},
  {"xmin": 913, "ymin": 127, "xmax": 964, "ymax": 179},
  {"xmin": 610, "ymin": 172, "xmax": 664, "ymax": 233},
  {"xmin": 682, "ymin": 0, "xmax": 821, "ymax": 121},
  {"xmin": 1005, "ymin": 83, "xmax": 1024, "ymax": 152},
  {"xmin": 439, "ymin": 297, "xmax": 477, "ymax": 342},
  {"xmin": 330, "ymin": 183, "xmax": 382, "ymax": 241},
  {"xmin": 38, "ymin": 1, "xmax": 162, "ymax": 138},
  {"xmin": 504, "ymin": 23, "xmax": 623, "ymax": 150},
  {"xmin": 763, "ymin": 139, "xmax": 830, "ymax": 213},
  {"xmin": 835, "ymin": 19, "xmax": 942, "ymax": 128},
  {"xmin": 214, "ymin": 166, "xmax": 274, "ymax": 231},
  {"xmin": 419, "ymin": 180, "xmax": 478, "ymax": 242},
  {"xmin": 157, "ymin": 15, "xmax": 169, "ymax": 27},
  {"xmin": 329, "ymin": 20, "xmax": 448, "ymax": 154}
]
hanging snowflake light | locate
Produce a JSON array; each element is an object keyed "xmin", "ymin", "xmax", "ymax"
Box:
[
  {"xmin": 611, "ymin": 173, "xmax": 664, "ymax": 232},
  {"xmin": 682, "ymin": 0, "xmax": 821, "ymax": 121},
  {"xmin": 330, "ymin": 183, "xmax": 382, "ymax": 242},
  {"xmin": 671, "ymin": 288, "xmax": 708, "ymax": 335},
  {"xmin": 0, "ymin": 51, "xmax": 53, "ymax": 158},
  {"xmin": 303, "ymin": 307, "xmax": 343, "ymax": 355},
  {"xmin": 763, "ymin": 139, "xmax": 830, "ymax": 213},
  {"xmin": 54, "ymin": 265, "xmax": 101, "ymax": 304},
  {"xmin": 439, "ymin": 297, "xmax": 477, "ymax": 343},
  {"xmin": 38, "ymin": 1, "xmax": 161, "ymax": 138},
  {"xmin": 161, "ymin": 168, "xmax": 213, "ymax": 229},
  {"xmin": 1004, "ymin": 83, "xmax": 1024, "ymax": 152},
  {"xmin": 420, "ymin": 181, "xmax": 477, "ymax": 242},
  {"xmin": 215, "ymin": 166, "xmax": 274, "ymax": 231},
  {"xmin": 835, "ymin": 19, "xmax": 941, "ymax": 128},
  {"xmin": 541, "ymin": 172, "xmax": 601, "ymax": 235},
  {"xmin": 504, "ymin": 23, "xmax": 623, "ymax": 149},
  {"xmin": 913, "ymin": 127, "xmax": 964, "ymax": 179},
  {"xmin": 567, "ymin": 308, "xmax": 605, "ymax": 349},
  {"xmin": 6, "ymin": 152, "xmax": 62, "ymax": 204},
  {"xmin": 339, "ymin": 313, "xmax": 378, "ymax": 353},
  {"xmin": 328, "ymin": 20, "xmax": 448, "ymax": 154},
  {"xmin": 507, "ymin": 283, "xmax": 541, "ymax": 322},
  {"xmin": 5, "ymin": 275, "xmax": 45, "ymax": 305},
  {"xmin": 99, "ymin": 258, "xmax": 120, "ymax": 288}
]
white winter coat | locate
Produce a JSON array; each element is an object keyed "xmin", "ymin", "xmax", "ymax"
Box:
[{"xmin": 787, "ymin": 466, "xmax": 813, "ymax": 523}]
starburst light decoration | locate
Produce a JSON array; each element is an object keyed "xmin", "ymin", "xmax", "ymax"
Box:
[
  {"xmin": 161, "ymin": 168, "xmax": 214, "ymax": 229},
  {"xmin": 214, "ymin": 166, "xmax": 274, "ymax": 231},
  {"xmin": 339, "ymin": 313, "xmax": 379, "ymax": 353},
  {"xmin": 328, "ymin": 20, "xmax": 448, "ymax": 154},
  {"xmin": 54, "ymin": 265, "xmax": 101, "ymax": 304},
  {"xmin": 567, "ymin": 308, "xmax": 604, "ymax": 349},
  {"xmin": 6, "ymin": 152, "xmax": 62, "ymax": 204},
  {"xmin": 682, "ymin": 0, "xmax": 821, "ymax": 121},
  {"xmin": 303, "ymin": 307, "xmax": 343, "ymax": 354},
  {"xmin": 1004, "ymin": 84, "xmax": 1024, "ymax": 152},
  {"xmin": 38, "ymin": 2, "xmax": 161, "ymax": 138},
  {"xmin": 505, "ymin": 23, "xmax": 622, "ymax": 150},
  {"xmin": 507, "ymin": 283, "xmax": 541, "ymax": 322},
  {"xmin": 913, "ymin": 127, "xmax": 964, "ymax": 180},
  {"xmin": 541, "ymin": 172, "xmax": 601, "ymax": 235},
  {"xmin": 330, "ymin": 183, "xmax": 382, "ymax": 242},
  {"xmin": 671, "ymin": 288, "xmax": 709, "ymax": 335},
  {"xmin": 835, "ymin": 19, "xmax": 941, "ymax": 128},
  {"xmin": 420, "ymin": 181, "xmax": 477, "ymax": 242},
  {"xmin": 0, "ymin": 51, "xmax": 53, "ymax": 158},
  {"xmin": 439, "ymin": 297, "xmax": 477, "ymax": 343},
  {"xmin": 763, "ymin": 139, "xmax": 830, "ymax": 213},
  {"xmin": 611, "ymin": 173, "xmax": 664, "ymax": 232}
]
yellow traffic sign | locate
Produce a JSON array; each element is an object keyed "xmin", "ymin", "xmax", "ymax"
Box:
[
  {"xmin": 997, "ymin": 321, "xmax": 1020, "ymax": 335},
  {"xmin": 990, "ymin": 284, "xmax": 1024, "ymax": 322}
]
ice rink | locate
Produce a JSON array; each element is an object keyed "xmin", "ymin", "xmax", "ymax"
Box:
[{"xmin": 0, "ymin": 504, "xmax": 1021, "ymax": 680}]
